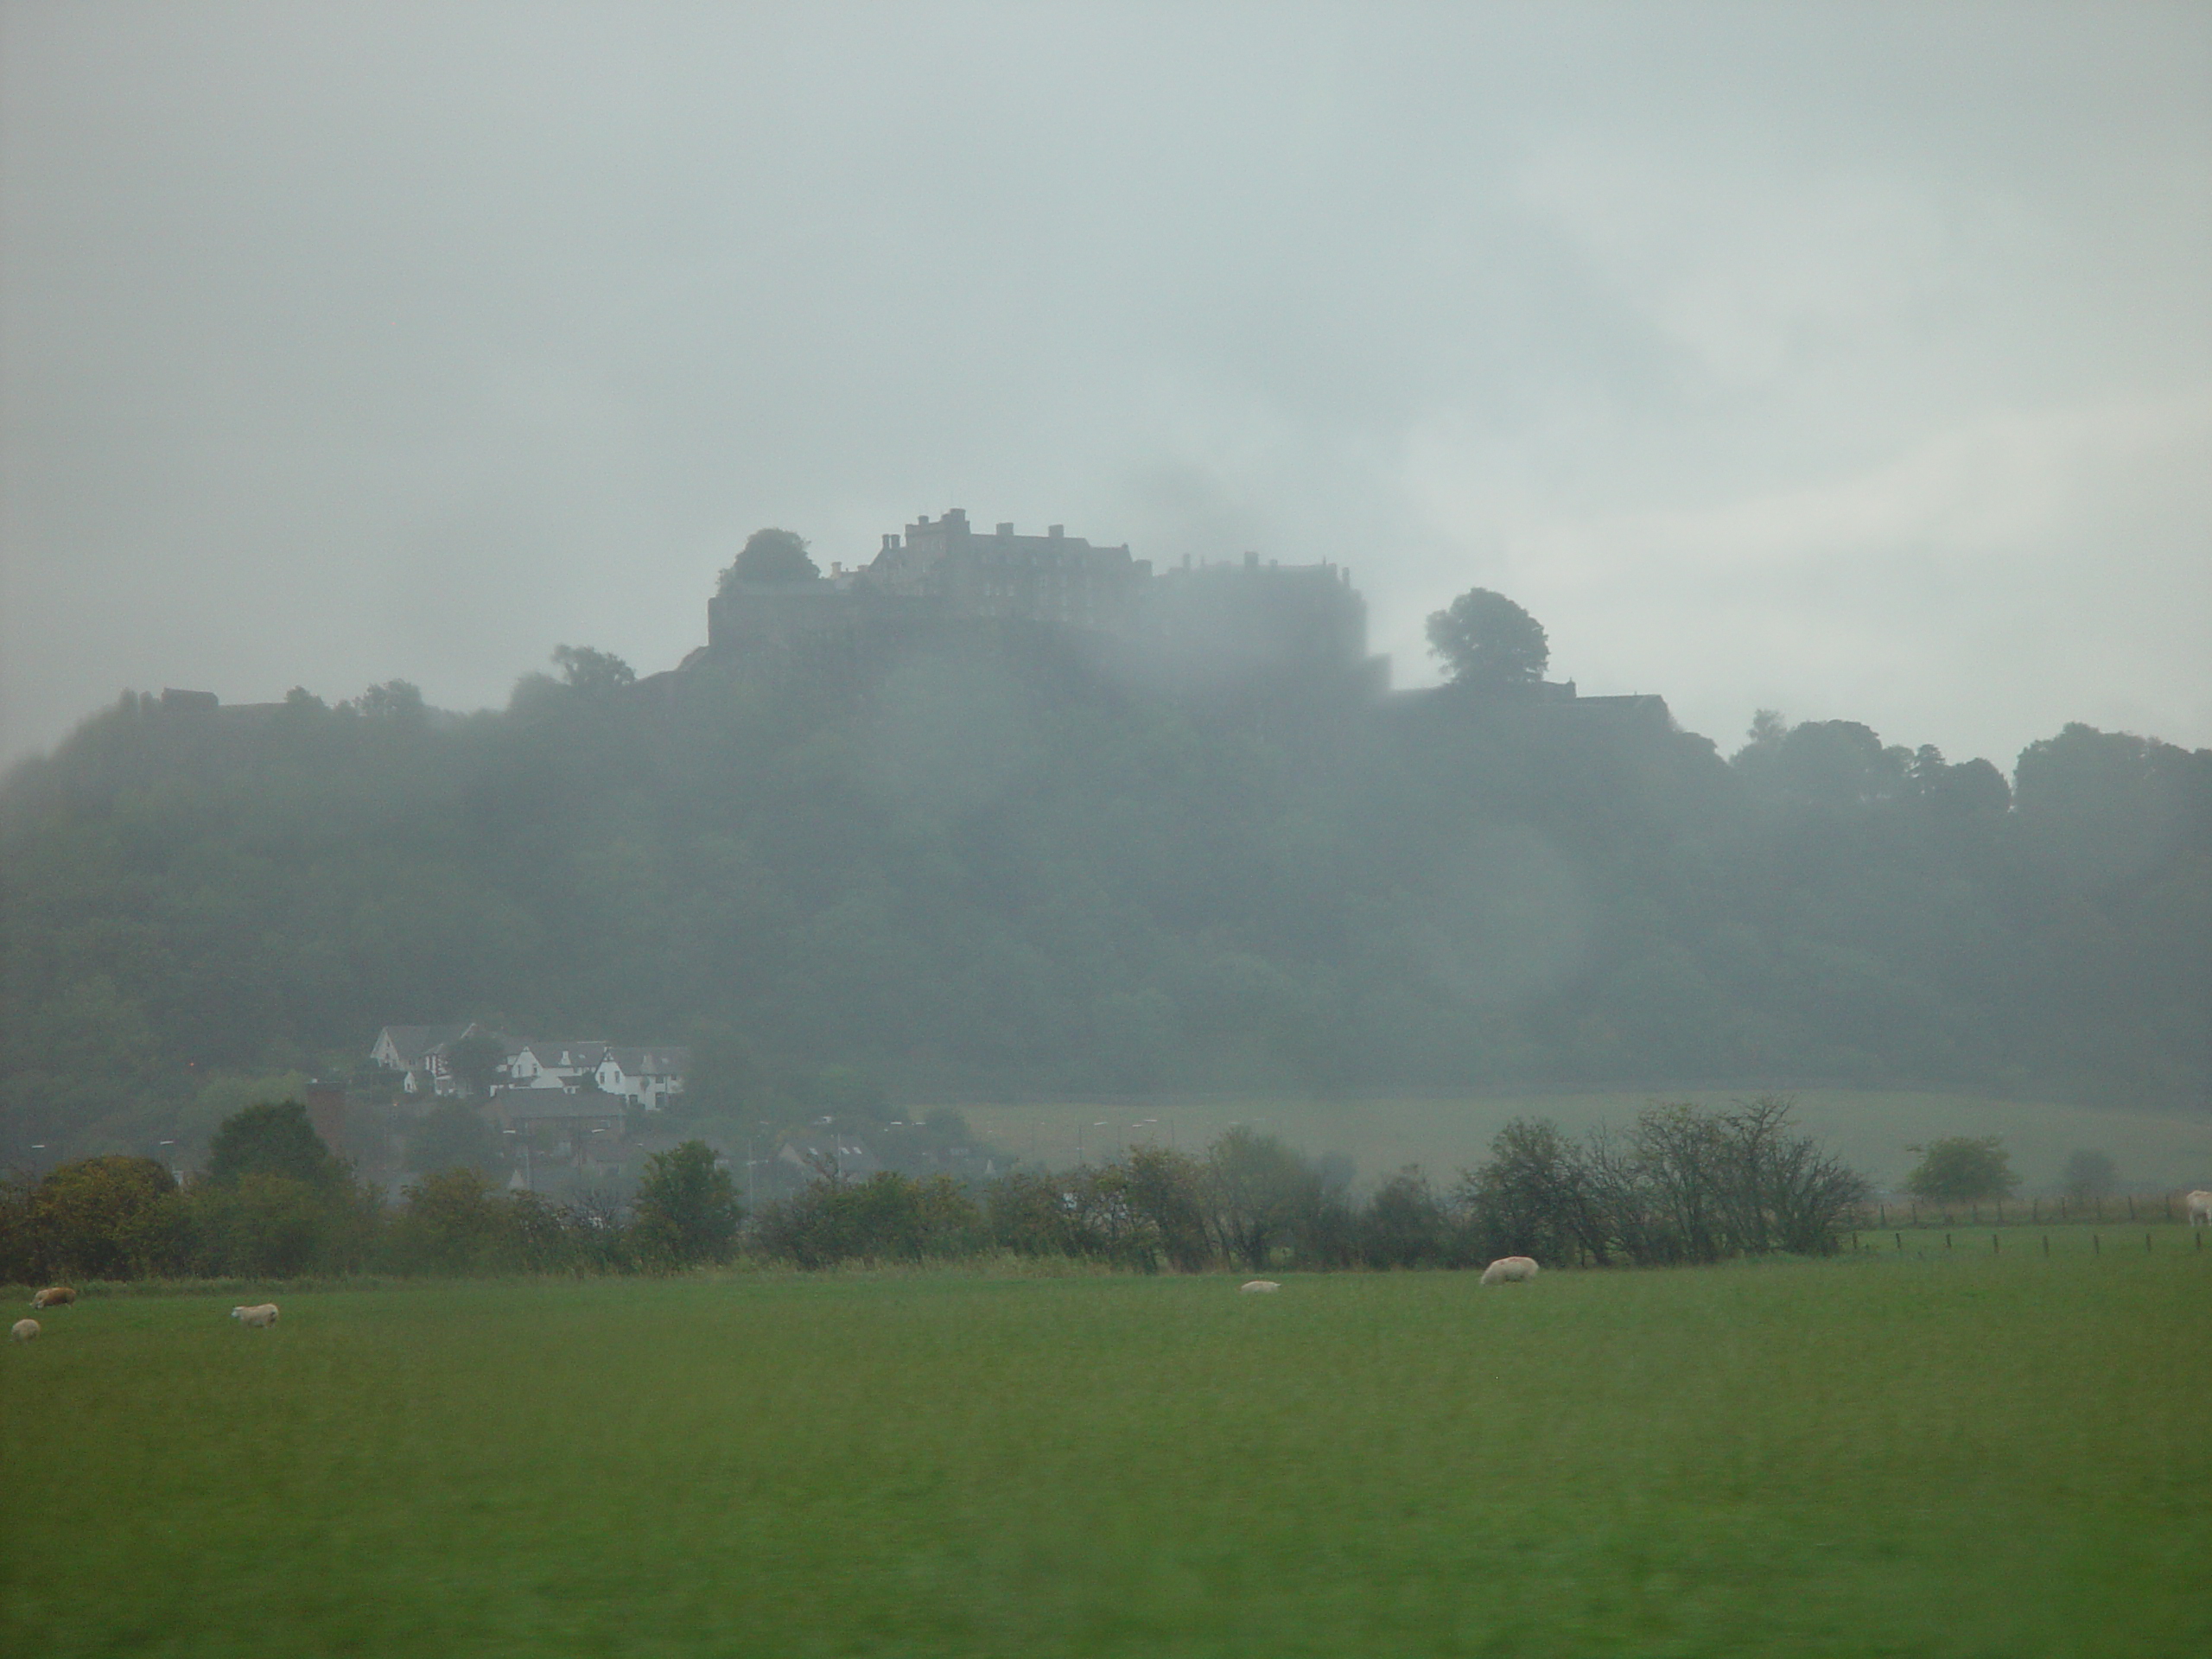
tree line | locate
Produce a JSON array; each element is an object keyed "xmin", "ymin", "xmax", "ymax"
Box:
[
  {"xmin": 0, "ymin": 1103, "xmax": 741, "ymax": 1281},
  {"xmin": 3, "ymin": 1096, "xmax": 1871, "ymax": 1283}
]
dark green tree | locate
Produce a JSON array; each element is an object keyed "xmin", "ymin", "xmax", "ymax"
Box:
[
  {"xmin": 1742, "ymin": 720, "xmax": 1910, "ymax": 807},
  {"xmin": 632, "ymin": 1140, "xmax": 741, "ymax": 1267},
  {"xmin": 550, "ymin": 645, "xmax": 636, "ymax": 695},
  {"xmin": 207, "ymin": 1102, "xmax": 343, "ymax": 1190},
  {"xmin": 1916, "ymin": 754, "xmax": 2012, "ymax": 819},
  {"xmin": 390, "ymin": 1168, "xmax": 509, "ymax": 1274},
  {"xmin": 1204, "ymin": 1127, "xmax": 1324, "ymax": 1271},
  {"xmin": 443, "ymin": 1031, "xmax": 509, "ymax": 1101},
  {"xmin": 1425, "ymin": 588, "xmax": 1549, "ymax": 685},
  {"xmin": 719, "ymin": 527, "xmax": 818, "ymax": 590},
  {"xmin": 1904, "ymin": 1136, "xmax": 2018, "ymax": 1203},
  {"xmin": 1122, "ymin": 1144, "xmax": 1213, "ymax": 1272},
  {"xmin": 1359, "ymin": 1166, "xmax": 1452, "ymax": 1268},
  {"xmin": 407, "ymin": 1103, "xmax": 503, "ymax": 1176},
  {"xmin": 350, "ymin": 680, "xmax": 425, "ymax": 721},
  {"xmin": 29, "ymin": 1155, "xmax": 180, "ymax": 1279},
  {"xmin": 2062, "ymin": 1149, "xmax": 2117, "ymax": 1200},
  {"xmin": 183, "ymin": 1172, "xmax": 365, "ymax": 1277},
  {"xmin": 1459, "ymin": 1116, "xmax": 1600, "ymax": 1266}
]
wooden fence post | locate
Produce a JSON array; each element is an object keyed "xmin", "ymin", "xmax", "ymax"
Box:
[
  {"xmin": 2042, "ymin": 1235, "xmax": 2049, "ymax": 1256},
  {"xmin": 2093, "ymin": 1234, "xmax": 2100, "ymax": 1255},
  {"xmin": 1992, "ymin": 1234, "xmax": 1999, "ymax": 1253},
  {"xmin": 1895, "ymin": 1232, "xmax": 1903, "ymax": 1252}
]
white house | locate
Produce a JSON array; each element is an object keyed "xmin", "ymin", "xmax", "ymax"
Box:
[
  {"xmin": 594, "ymin": 1046, "xmax": 691, "ymax": 1110},
  {"xmin": 372, "ymin": 1025, "xmax": 688, "ymax": 1108},
  {"xmin": 372, "ymin": 1021, "xmax": 685, "ymax": 1110},
  {"xmin": 503, "ymin": 1040, "xmax": 609, "ymax": 1091}
]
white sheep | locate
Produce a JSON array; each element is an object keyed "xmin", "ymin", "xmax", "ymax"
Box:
[
  {"xmin": 1239, "ymin": 1280, "xmax": 1281, "ymax": 1294},
  {"xmin": 2188, "ymin": 1191, "xmax": 2212, "ymax": 1227},
  {"xmin": 231, "ymin": 1303, "xmax": 280, "ymax": 1328},
  {"xmin": 1479, "ymin": 1255, "xmax": 1540, "ymax": 1285},
  {"xmin": 11, "ymin": 1318, "xmax": 39, "ymax": 1342},
  {"xmin": 30, "ymin": 1286, "xmax": 76, "ymax": 1309}
]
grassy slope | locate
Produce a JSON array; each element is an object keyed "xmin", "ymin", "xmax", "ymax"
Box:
[
  {"xmin": 5, "ymin": 1254, "xmax": 2209, "ymax": 1658},
  {"xmin": 949, "ymin": 1090, "xmax": 2212, "ymax": 1192}
]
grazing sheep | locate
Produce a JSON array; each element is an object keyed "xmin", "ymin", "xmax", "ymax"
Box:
[
  {"xmin": 230, "ymin": 1303, "xmax": 280, "ymax": 1328},
  {"xmin": 30, "ymin": 1286, "xmax": 76, "ymax": 1309},
  {"xmin": 2189, "ymin": 1191, "xmax": 2212, "ymax": 1227},
  {"xmin": 11, "ymin": 1319, "xmax": 38, "ymax": 1342},
  {"xmin": 1239, "ymin": 1280, "xmax": 1282, "ymax": 1294},
  {"xmin": 1480, "ymin": 1255, "xmax": 1541, "ymax": 1285}
]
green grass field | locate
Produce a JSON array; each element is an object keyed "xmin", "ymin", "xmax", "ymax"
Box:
[
  {"xmin": 951, "ymin": 1089, "xmax": 2212, "ymax": 1195},
  {"xmin": 7, "ymin": 1249, "xmax": 2210, "ymax": 1657}
]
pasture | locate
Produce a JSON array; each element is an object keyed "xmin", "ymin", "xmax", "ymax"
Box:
[{"xmin": 5, "ymin": 1251, "xmax": 2209, "ymax": 1657}]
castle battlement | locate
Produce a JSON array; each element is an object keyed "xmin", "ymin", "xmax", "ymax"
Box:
[{"xmin": 702, "ymin": 509, "xmax": 1387, "ymax": 692}]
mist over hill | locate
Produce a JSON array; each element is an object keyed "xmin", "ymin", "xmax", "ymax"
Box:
[{"xmin": 2, "ymin": 613, "xmax": 2206, "ymax": 1164}]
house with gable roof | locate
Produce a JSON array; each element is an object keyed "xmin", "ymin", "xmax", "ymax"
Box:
[
  {"xmin": 594, "ymin": 1046, "xmax": 690, "ymax": 1111},
  {"xmin": 504, "ymin": 1039, "xmax": 610, "ymax": 1091},
  {"xmin": 372, "ymin": 1024, "xmax": 686, "ymax": 1109},
  {"xmin": 368, "ymin": 1023, "xmax": 473, "ymax": 1096}
]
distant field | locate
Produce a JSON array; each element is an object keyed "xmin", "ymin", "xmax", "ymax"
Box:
[
  {"xmin": 950, "ymin": 1089, "xmax": 2212, "ymax": 1192},
  {"xmin": 6, "ymin": 1253, "xmax": 2209, "ymax": 1657}
]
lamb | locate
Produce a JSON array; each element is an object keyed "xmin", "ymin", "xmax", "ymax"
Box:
[
  {"xmin": 11, "ymin": 1319, "xmax": 38, "ymax": 1342},
  {"xmin": 1479, "ymin": 1255, "xmax": 1540, "ymax": 1285},
  {"xmin": 30, "ymin": 1286, "xmax": 76, "ymax": 1309},
  {"xmin": 1239, "ymin": 1280, "xmax": 1282, "ymax": 1294},
  {"xmin": 2188, "ymin": 1191, "xmax": 2212, "ymax": 1227},
  {"xmin": 231, "ymin": 1303, "xmax": 280, "ymax": 1328}
]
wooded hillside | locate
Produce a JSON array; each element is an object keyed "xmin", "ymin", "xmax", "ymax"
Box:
[{"xmin": 3, "ymin": 626, "xmax": 2205, "ymax": 1160}]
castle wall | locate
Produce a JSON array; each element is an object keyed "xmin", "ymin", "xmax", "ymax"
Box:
[{"xmin": 700, "ymin": 510, "xmax": 1386, "ymax": 694}]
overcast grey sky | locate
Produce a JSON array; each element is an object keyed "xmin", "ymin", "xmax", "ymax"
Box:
[{"xmin": 4, "ymin": 2, "xmax": 2208, "ymax": 772}]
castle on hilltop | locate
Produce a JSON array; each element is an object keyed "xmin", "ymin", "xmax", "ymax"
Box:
[{"xmin": 699, "ymin": 507, "xmax": 1388, "ymax": 693}]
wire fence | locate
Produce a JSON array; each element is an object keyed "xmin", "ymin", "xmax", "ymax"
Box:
[
  {"xmin": 1845, "ymin": 1223, "xmax": 2205, "ymax": 1259},
  {"xmin": 1853, "ymin": 1192, "xmax": 2206, "ymax": 1230}
]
